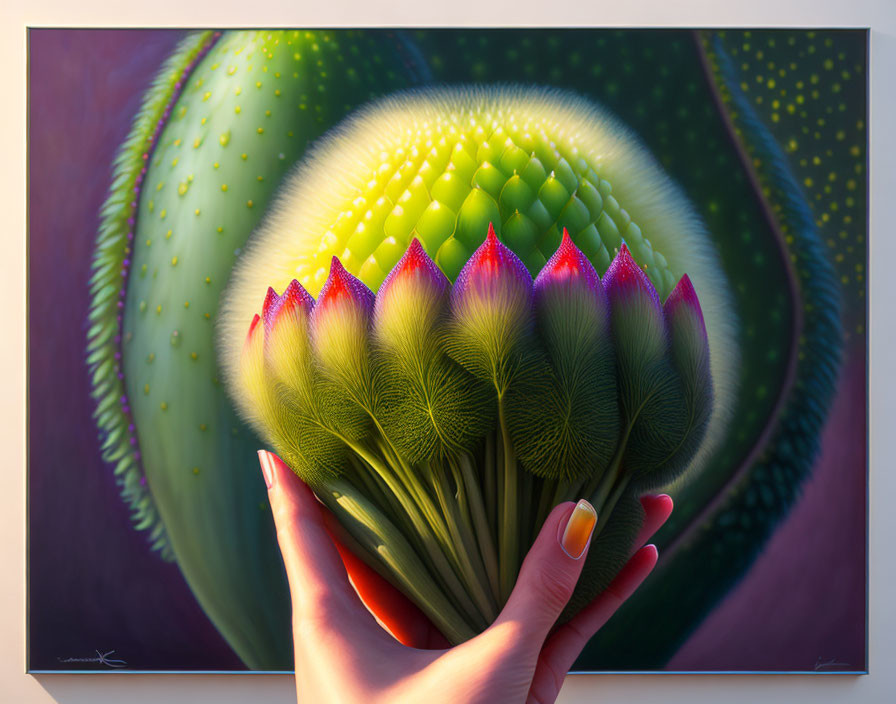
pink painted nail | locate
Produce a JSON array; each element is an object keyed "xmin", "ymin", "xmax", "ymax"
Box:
[{"xmin": 258, "ymin": 450, "xmax": 275, "ymax": 489}]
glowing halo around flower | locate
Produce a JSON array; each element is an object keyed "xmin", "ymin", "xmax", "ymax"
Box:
[
  {"xmin": 218, "ymin": 85, "xmax": 737, "ymax": 642},
  {"xmin": 219, "ymin": 85, "xmax": 738, "ymax": 488}
]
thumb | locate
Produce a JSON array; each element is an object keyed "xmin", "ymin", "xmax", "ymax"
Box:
[
  {"xmin": 488, "ymin": 500, "xmax": 597, "ymax": 649},
  {"xmin": 258, "ymin": 449, "xmax": 369, "ymax": 623}
]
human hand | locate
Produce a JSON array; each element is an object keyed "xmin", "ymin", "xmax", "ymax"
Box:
[{"xmin": 258, "ymin": 450, "xmax": 672, "ymax": 704}]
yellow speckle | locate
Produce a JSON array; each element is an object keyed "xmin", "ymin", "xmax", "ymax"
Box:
[
  {"xmin": 156, "ymin": 182, "xmax": 164, "ymax": 191},
  {"xmin": 241, "ymin": 153, "xmax": 248, "ymax": 160},
  {"xmin": 201, "ymin": 117, "xmax": 207, "ymax": 125},
  {"xmin": 192, "ymin": 467, "xmax": 200, "ymax": 475},
  {"xmin": 184, "ymin": 301, "xmax": 190, "ymax": 309},
  {"xmin": 195, "ymin": 208, "xmax": 201, "ymax": 216},
  {"xmin": 221, "ymin": 183, "xmax": 228, "ymax": 192},
  {"xmin": 191, "ymin": 352, "xmax": 198, "ymax": 360},
  {"xmin": 144, "ymin": 384, "xmax": 150, "ymax": 395},
  {"xmin": 156, "ymin": 305, "xmax": 162, "ymax": 314},
  {"xmin": 160, "ymin": 209, "xmax": 167, "ymax": 219},
  {"xmin": 234, "ymin": 86, "xmax": 242, "ymax": 96},
  {"xmin": 257, "ymin": 175, "xmax": 264, "ymax": 182},
  {"xmin": 219, "ymin": 131, "xmax": 230, "ymax": 147},
  {"xmin": 174, "ymin": 138, "xmax": 181, "ymax": 146},
  {"xmin": 804, "ymin": 177, "xmax": 814, "ymax": 188},
  {"xmin": 265, "ymin": 110, "xmax": 271, "ymax": 117},
  {"xmin": 166, "ymin": 229, "xmax": 173, "ymax": 239},
  {"xmin": 204, "ymin": 312, "xmax": 211, "ymax": 319},
  {"xmin": 161, "ymin": 402, "xmax": 168, "ymax": 411},
  {"xmin": 171, "ymin": 157, "xmax": 178, "ymax": 166},
  {"xmin": 171, "ymin": 256, "xmax": 178, "ymax": 266},
  {"xmin": 202, "ymin": 91, "xmax": 211, "ymax": 101},
  {"xmin": 193, "ymin": 138, "xmax": 201, "ymax": 148},
  {"xmin": 217, "ymin": 226, "xmax": 224, "ymax": 233},
  {"xmin": 256, "ymin": 81, "xmax": 262, "ymax": 88},
  {"xmin": 178, "ymin": 181, "xmax": 189, "ymax": 196},
  {"xmin": 257, "ymin": 127, "xmax": 264, "ymax": 134},
  {"xmin": 213, "ymin": 162, "xmax": 220, "ymax": 169},
  {"xmin": 199, "ymin": 424, "xmax": 208, "ymax": 431},
  {"xmin": 205, "ymin": 276, "xmax": 211, "ymax": 284},
  {"xmin": 274, "ymin": 89, "xmax": 281, "ymax": 97},
  {"xmin": 145, "ymin": 239, "xmax": 152, "ymax": 247},
  {"xmin": 850, "ymin": 145, "xmax": 861, "ymax": 157},
  {"xmin": 235, "ymin": 105, "xmax": 241, "ymax": 114},
  {"xmin": 247, "ymin": 200, "xmax": 254, "ymax": 208},
  {"xmin": 148, "ymin": 353, "xmax": 155, "ymax": 362},
  {"xmin": 228, "ymin": 65, "xmax": 236, "ymax": 75}
]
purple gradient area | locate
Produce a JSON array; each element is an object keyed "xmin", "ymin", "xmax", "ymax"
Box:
[
  {"xmin": 671, "ymin": 341, "xmax": 867, "ymax": 671},
  {"xmin": 28, "ymin": 29, "xmax": 243, "ymax": 671}
]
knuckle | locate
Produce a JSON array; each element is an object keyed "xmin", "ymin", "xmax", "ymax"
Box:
[{"xmin": 532, "ymin": 565, "xmax": 575, "ymax": 609}]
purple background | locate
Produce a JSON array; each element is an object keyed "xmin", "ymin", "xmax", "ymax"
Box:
[{"xmin": 27, "ymin": 29, "xmax": 866, "ymax": 672}]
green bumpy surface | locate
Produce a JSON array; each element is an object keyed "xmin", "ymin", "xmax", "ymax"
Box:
[
  {"xmin": 118, "ymin": 29, "xmax": 423, "ymax": 668},
  {"xmin": 89, "ymin": 31, "xmax": 217, "ymax": 562},
  {"xmin": 294, "ymin": 117, "xmax": 677, "ymax": 298}
]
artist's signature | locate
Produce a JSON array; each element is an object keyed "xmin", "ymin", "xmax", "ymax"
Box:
[
  {"xmin": 57, "ymin": 649, "xmax": 127, "ymax": 668},
  {"xmin": 814, "ymin": 656, "xmax": 851, "ymax": 671}
]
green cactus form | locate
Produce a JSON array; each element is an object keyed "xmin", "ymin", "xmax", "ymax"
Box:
[{"xmin": 90, "ymin": 29, "xmax": 425, "ymax": 668}]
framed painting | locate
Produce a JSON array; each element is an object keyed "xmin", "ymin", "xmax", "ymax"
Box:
[{"xmin": 27, "ymin": 27, "xmax": 867, "ymax": 674}]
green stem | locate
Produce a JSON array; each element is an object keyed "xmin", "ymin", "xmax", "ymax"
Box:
[
  {"xmin": 347, "ymin": 440, "xmax": 485, "ymax": 630},
  {"xmin": 432, "ymin": 460, "xmax": 498, "ymax": 622},
  {"xmin": 457, "ymin": 452, "xmax": 501, "ymax": 604},
  {"xmin": 583, "ymin": 423, "xmax": 632, "ymax": 512},
  {"xmin": 497, "ymin": 398, "xmax": 519, "ymax": 603},
  {"xmin": 317, "ymin": 477, "xmax": 476, "ymax": 645},
  {"xmin": 591, "ymin": 474, "xmax": 632, "ymax": 540},
  {"xmin": 484, "ymin": 432, "xmax": 497, "ymax": 542}
]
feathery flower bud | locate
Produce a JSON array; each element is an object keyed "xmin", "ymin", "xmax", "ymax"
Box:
[
  {"xmin": 509, "ymin": 230, "xmax": 619, "ymax": 481},
  {"xmin": 310, "ymin": 257, "xmax": 377, "ymax": 414},
  {"xmin": 447, "ymin": 223, "xmax": 534, "ymax": 394},
  {"xmin": 374, "ymin": 240, "xmax": 492, "ymax": 461},
  {"xmin": 262, "ymin": 280, "xmax": 316, "ymax": 398}
]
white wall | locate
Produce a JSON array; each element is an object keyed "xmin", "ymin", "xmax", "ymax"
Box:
[{"xmin": 3, "ymin": 1, "xmax": 894, "ymax": 702}]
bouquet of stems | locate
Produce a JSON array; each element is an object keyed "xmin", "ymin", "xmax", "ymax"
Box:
[{"xmin": 235, "ymin": 222, "xmax": 712, "ymax": 644}]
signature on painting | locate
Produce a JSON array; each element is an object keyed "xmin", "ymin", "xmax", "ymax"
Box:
[
  {"xmin": 814, "ymin": 656, "xmax": 851, "ymax": 671},
  {"xmin": 57, "ymin": 649, "xmax": 127, "ymax": 668}
]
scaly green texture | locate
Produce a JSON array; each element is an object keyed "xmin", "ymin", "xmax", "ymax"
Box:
[
  {"xmin": 88, "ymin": 30, "xmax": 217, "ymax": 562},
  {"xmin": 115, "ymin": 29, "xmax": 424, "ymax": 668}
]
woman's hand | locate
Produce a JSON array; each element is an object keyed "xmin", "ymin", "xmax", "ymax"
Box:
[{"xmin": 258, "ymin": 450, "xmax": 672, "ymax": 704}]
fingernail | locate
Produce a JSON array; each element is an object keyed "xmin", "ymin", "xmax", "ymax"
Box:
[
  {"xmin": 258, "ymin": 450, "xmax": 275, "ymax": 490},
  {"xmin": 560, "ymin": 499, "xmax": 597, "ymax": 559}
]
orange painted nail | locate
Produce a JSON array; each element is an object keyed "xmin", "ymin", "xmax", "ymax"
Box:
[
  {"xmin": 560, "ymin": 499, "xmax": 597, "ymax": 559},
  {"xmin": 258, "ymin": 450, "xmax": 275, "ymax": 489}
]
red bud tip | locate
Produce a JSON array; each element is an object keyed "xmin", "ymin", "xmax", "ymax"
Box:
[
  {"xmin": 316, "ymin": 256, "xmax": 375, "ymax": 314},
  {"xmin": 246, "ymin": 313, "xmax": 262, "ymax": 345},
  {"xmin": 535, "ymin": 228, "xmax": 602, "ymax": 293},
  {"xmin": 377, "ymin": 238, "xmax": 448, "ymax": 300},
  {"xmin": 263, "ymin": 279, "xmax": 315, "ymax": 334},
  {"xmin": 604, "ymin": 242, "xmax": 661, "ymax": 310},
  {"xmin": 261, "ymin": 286, "xmax": 279, "ymax": 322},
  {"xmin": 664, "ymin": 273, "xmax": 706, "ymax": 334},
  {"xmin": 453, "ymin": 222, "xmax": 533, "ymax": 305}
]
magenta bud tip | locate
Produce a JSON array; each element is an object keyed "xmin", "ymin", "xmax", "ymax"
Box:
[{"xmin": 604, "ymin": 242, "xmax": 661, "ymax": 310}]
